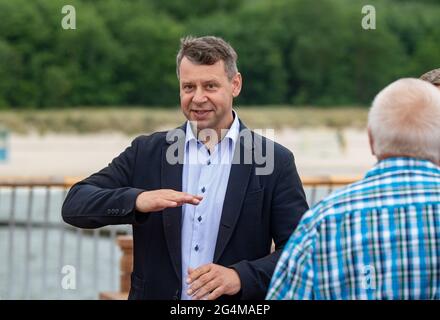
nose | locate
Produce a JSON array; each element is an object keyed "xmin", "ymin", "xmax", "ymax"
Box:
[{"xmin": 192, "ymin": 87, "xmax": 207, "ymax": 104}]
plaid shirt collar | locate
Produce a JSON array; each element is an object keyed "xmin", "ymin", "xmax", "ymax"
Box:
[{"xmin": 364, "ymin": 156, "xmax": 440, "ymax": 179}]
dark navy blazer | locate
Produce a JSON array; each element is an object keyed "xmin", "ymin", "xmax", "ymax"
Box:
[{"xmin": 62, "ymin": 121, "xmax": 308, "ymax": 300}]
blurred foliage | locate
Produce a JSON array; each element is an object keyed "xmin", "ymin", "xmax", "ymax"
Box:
[{"xmin": 0, "ymin": 0, "xmax": 438, "ymax": 108}]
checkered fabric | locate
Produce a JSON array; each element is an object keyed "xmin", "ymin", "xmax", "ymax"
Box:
[{"xmin": 267, "ymin": 157, "xmax": 440, "ymax": 300}]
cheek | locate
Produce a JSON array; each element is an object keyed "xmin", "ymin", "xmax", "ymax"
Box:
[
  {"xmin": 180, "ymin": 95, "xmax": 192, "ymax": 108},
  {"xmin": 211, "ymin": 93, "xmax": 229, "ymax": 107},
  {"xmin": 216, "ymin": 93, "xmax": 232, "ymax": 109}
]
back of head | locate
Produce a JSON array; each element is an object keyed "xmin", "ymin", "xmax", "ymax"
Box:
[
  {"xmin": 368, "ymin": 78, "xmax": 440, "ymax": 163},
  {"xmin": 176, "ymin": 35, "xmax": 238, "ymax": 80}
]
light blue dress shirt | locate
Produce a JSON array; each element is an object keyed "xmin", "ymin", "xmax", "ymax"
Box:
[{"xmin": 180, "ymin": 112, "xmax": 240, "ymax": 300}]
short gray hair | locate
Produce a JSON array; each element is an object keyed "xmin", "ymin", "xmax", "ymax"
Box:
[
  {"xmin": 368, "ymin": 78, "xmax": 440, "ymax": 163},
  {"xmin": 176, "ymin": 36, "xmax": 238, "ymax": 80},
  {"xmin": 420, "ymin": 68, "xmax": 440, "ymax": 85}
]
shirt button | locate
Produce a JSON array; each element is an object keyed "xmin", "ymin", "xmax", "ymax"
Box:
[
  {"xmin": 194, "ymin": 245, "xmax": 199, "ymax": 252},
  {"xmin": 201, "ymin": 187, "xmax": 206, "ymax": 193},
  {"xmin": 198, "ymin": 216, "xmax": 202, "ymax": 222},
  {"xmin": 207, "ymin": 160, "xmax": 211, "ymax": 165}
]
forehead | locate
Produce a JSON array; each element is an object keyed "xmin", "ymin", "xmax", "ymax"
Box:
[{"xmin": 179, "ymin": 57, "xmax": 227, "ymax": 82}]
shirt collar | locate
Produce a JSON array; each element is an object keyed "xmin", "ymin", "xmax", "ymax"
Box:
[
  {"xmin": 364, "ymin": 156, "xmax": 440, "ymax": 179},
  {"xmin": 184, "ymin": 109, "xmax": 240, "ymax": 146}
]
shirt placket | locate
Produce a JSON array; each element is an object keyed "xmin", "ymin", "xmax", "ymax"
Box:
[{"xmin": 189, "ymin": 144, "xmax": 211, "ymax": 267}]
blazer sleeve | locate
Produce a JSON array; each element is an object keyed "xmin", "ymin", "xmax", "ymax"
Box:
[
  {"xmin": 230, "ymin": 151, "xmax": 309, "ymax": 299},
  {"xmin": 62, "ymin": 136, "xmax": 146, "ymax": 229}
]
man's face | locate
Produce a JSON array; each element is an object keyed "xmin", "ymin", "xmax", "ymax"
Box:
[{"xmin": 179, "ymin": 57, "xmax": 242, "ymax": 132}]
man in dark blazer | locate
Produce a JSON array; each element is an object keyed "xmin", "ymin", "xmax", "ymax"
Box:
[{"xmin": 62, "ymin": 36, "xmax": 308, "ymax": 300}]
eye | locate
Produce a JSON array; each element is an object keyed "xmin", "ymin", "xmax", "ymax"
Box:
[
  {"xmin": 183, "ymin": 84, "xmax": 194, "ymax": 92},
  {"xmin": 206, "ymin": 83, "xmax": 217, "ymax": 90}
]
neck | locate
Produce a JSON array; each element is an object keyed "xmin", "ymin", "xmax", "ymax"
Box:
[
  {"xmin": 194, "ymin": 112, "xmax": 235, "ymax": 150},
  {"xmin": 377, "ymin": 153, "xmax": 414, "ymax": 161},
  {"xmin": 199, "ymin": 123, "xmax": 232, "ymax": 152},
  {"xmin": 377, "ymin": 153, "xmax": 439, "ymax": 166}
]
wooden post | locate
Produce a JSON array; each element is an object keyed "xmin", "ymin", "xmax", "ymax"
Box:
[
  {"xmin": 99, "ymin": 235, "xmax": 133, "ymax": 300},
  {"xmin": 118, "ymin": 235, "xmax": 133, "ymax": 293}
]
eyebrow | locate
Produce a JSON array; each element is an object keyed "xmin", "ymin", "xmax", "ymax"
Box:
[
  {"xmin": 181, "ymin": 79, "xmax": 220, "ymax": 85},
  {"xmin": 203, "ymin": 80, "xmax": 220, "ymax": 85}
]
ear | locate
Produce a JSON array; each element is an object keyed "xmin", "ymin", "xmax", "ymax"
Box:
[
  {"xmin": 231, "ymin": 73, "xmax": 242, "ymax": 98},
  {"xmin": 367, "ymin": 127, "xmax": 375, "ymax": 156}
]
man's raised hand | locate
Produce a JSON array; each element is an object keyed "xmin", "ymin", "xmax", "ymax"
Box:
[{"xmin": 135, "ymin": 189, "xmax": 203, "ymax": 213}]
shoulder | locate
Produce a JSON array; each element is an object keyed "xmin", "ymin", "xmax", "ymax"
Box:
[{"xmin": 303, "ymin": 178, "xmax": 367, "ymax": 229}]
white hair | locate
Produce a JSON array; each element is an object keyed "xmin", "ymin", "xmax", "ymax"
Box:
[{"xmin": 368, "ymin": 78, "xmax": 440, "ymax": 163}]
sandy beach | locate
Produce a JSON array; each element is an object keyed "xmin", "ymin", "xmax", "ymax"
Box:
[{"xmin": 0, "ymin": 128, "xmax": 376, "ymax": 178}]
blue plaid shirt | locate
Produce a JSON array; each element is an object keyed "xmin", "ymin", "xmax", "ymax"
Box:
[{"xmin": 267, "ymin": 157, "xmax": 440, "ymax": 300}]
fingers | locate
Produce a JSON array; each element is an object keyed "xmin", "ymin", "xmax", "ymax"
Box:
[
  {"xmin": 187, "ymin": 264, "xmax": 211, "ymax": 283},
  {"xmin": 188, "ymin": 265, "xmax": 241, "ymax": 300},
  {"xmin": 206, "ymin": 286, "xmax": 223, "ymax": 300},
  {"xmin": 187, "ymin": 272, "xmax": 215, "ymax": 296},
  {"xmin": 155, "ymin": 198, "xmax": 178, "ymax": 210},
  {"xmin": 167, "ymin": 191, "xmax": 202, "ymax": 206},
  {"xmin": 187, "ymin": 264, "xmax": 217, "ymax": 300},
  {"xmin": 136, "ymin": 189, "xmax": 203, "ymax": 213},
  {"xmin": 192, "ymin": 279, "xmax": 219, "ymax": 300}
]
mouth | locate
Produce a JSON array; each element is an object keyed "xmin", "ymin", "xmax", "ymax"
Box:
[{"xmin": 191, "ymin": 110, "xmax": 212, "ymax": 117}]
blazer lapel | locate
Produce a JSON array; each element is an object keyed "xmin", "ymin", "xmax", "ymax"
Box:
[
  {"xmin": 161, "ymin": 125, "xmax": 186, "ymax": 282},
  {"xmin": 214, "ymin": 122, "xmax": 254, "ymax": 262}
]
